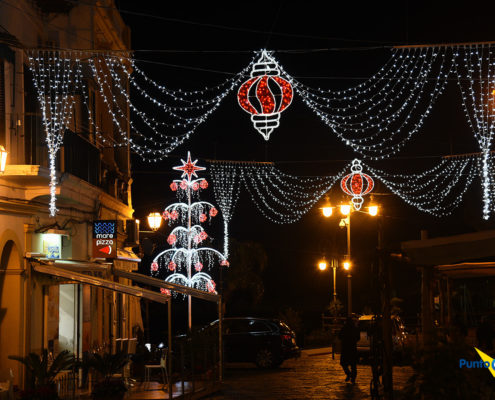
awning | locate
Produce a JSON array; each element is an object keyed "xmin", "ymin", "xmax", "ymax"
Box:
[
  {"xmin": 435, "ymin": 262, "xmax": 495, "ymax": 279},
  {"xmin": 32, "ymin": 262, "xmax": 170, "ymax": 304},
  {"xmin": 401, "ymin": 230, "xmax": 495, "ymax": 266},
  {"xmin": 114, "ymin": 269, "xmax": 220, "ymax": 302}
]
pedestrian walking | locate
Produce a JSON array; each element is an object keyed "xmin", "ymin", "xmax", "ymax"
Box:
[{"xmin": 338, "ymin": 316, "xmax": 360, "ymax": 383}]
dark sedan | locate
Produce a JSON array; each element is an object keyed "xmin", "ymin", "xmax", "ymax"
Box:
[{"xmin": 209, "ymin": 317, "xmax": 301, "ymax": 368}]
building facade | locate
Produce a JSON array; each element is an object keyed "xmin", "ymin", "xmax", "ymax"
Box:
[{"xmin": 0, "ymin": 0, "xmax": 144, "ymax": 388}]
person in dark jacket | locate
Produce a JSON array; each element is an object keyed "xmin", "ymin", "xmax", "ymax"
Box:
[{"xmin": 338, "ymin": 316, "xmax": 360, "ymax": 383}]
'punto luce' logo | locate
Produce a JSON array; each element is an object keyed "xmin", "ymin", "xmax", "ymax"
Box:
[{"xmin": 458, "ymin": 348, "xmax": 495, "ymax": 378}]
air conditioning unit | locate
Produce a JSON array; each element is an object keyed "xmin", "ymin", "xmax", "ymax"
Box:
[{"xmin": 125, "ymin": 219, "xmax": 140, "ymax": 246}]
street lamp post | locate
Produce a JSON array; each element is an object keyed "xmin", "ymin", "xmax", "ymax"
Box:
[
  {"xmin": 321, "ymin": 201, "xmax": 378, "ymax": 317},
  {"xmin": 318, "ymin": 258, "xmax": 338, "ymax": 302}
]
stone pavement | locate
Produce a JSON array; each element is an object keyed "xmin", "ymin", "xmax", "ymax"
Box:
[{"xmin": 204, "ymin": 348, "xmax": 413, "ymax": 400}]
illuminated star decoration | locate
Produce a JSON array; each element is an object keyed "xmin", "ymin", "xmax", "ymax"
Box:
[{"xmin": 173, "ymin": 151, "xmax": 206, "ymax": 182}]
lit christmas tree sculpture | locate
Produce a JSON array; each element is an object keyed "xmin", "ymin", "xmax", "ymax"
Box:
[{"xmin": 151, "ymin": 152, "xmax": 228, "ymax": 297}]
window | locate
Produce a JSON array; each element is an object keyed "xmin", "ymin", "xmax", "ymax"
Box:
[{"xmin": 247, "ymin": 320, "xmax": 271, "ymax": 333}]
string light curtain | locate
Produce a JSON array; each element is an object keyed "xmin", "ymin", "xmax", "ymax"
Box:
[
  {"xmin": 367, "ymin": 157, "xmax": 480, "ymax": 217},
  {"xmin": 283, "ymin": 47, "xmax": 454, "ymax": 160},
  {"xmin": 27, "ymin": 50, "xmax": 255, "ymax": 215},
  {"xmin": 210, "ymin": 157, "xmax": 479, "ymax": 253},
  {"xmin": 25, "ymin": 47, "xmax": 495, "ymax": 218},
  {"xmin": 454, "ymin": 44, "xmax": 495, "ymax": 219},
  {"xmin": 28, "ymin": 52, "xmax": 77, "ymax": 216}
]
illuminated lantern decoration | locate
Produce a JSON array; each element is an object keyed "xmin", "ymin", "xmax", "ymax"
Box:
[
  {"xmin": 168, "ymin": 261, "xmax": 176, "ymax": 271},
  {"xmin": 200, "ymin": 179, "xmax": 208, "ymax": 189},
  {"xmin": 194, "ymin": 262, "xmax": 203, "ymax": 272},
  {"xmin": 151, "ymin": 262, "xmax": 159, "ymax": 272},
  {"xmin": 209, "ymin": 207, "xmax": 218, "ymax": 217},
  {"xmin": 237, "ymin": 50, "xmax": 293, "ymax": 141},
  {"xmin": 170, "ymin": 182, "xmax": 178, "ymax": 191},
  {"xmin": 192, "ymin": 182, "xmax": 200, "ymax": 191},
  {"xmin": 199, "ymin": 213, "xmax": 207, "ymax": 223},
  {"xmin": 341, "ymin": 159, "xmax": 374, "ymax": 211},
  {"xmin": 167, "ymin": 234, "xmax": 177, "ymax": 245}
]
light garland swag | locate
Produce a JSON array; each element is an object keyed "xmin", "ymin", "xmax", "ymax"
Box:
[
  {"xmin": 209, "ymin": 157, "xmax": 480, "ymax": 255},
  {"xmin": 26, "ymin": 46, "xmax": 495, "ymax": 218}
]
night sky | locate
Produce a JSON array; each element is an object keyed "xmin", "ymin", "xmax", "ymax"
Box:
[{"xmin": 114, "ymin": 1, "xmax": 495, "ymax": 336}]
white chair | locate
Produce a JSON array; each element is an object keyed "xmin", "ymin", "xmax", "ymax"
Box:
[{"xmin": 144, "ymin": 349, "xmax": 168, "ymax": 390}]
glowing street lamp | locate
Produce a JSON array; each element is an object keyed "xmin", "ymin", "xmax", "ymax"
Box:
[
  {"xmin": 368, "ymin": 205, "xmax": 379, "ymax": 217},
  {"xmin": 340, "ymin": 204, "xmax": 351, "ymax": 216},
  {"xmin": 147, "ymin": 212, "xmax": 162, "ymax": 231},
  {"xmin": 322, "ymin": 206, "xmax": 333, "ymax": 217},
  {"xmin": 318, "ymin": 260, "xmax": 328, "ymax": 271}
]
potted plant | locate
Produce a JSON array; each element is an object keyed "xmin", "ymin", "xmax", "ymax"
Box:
[
  {"xmin": 88, "ymin": 351, "xmax": 129, "ymax": 400},
  {"xmin": 8, "ymin": 349, "xmax": 74, "ymax": 400}
]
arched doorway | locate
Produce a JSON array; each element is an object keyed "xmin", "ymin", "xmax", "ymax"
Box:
[{"xmin": 0, "ymin": 240, "xmax": 23, "ymax": 386}]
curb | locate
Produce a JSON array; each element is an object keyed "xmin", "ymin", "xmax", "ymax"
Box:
[{"xmin": 302, "ymin": 347, "xmax": 333, "ymax": 357}]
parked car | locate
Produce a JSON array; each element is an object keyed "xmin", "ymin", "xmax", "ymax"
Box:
[
  {"xmin": 208, "ymin": 317, "xmax": 301, "ymax": 368},
  {"xmin": 356, "ymin": 314, "xmax": 407, "ymax": 358}
]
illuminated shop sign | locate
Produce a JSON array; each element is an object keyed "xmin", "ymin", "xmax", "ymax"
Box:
[{"xmin": 92, "ymin": 220, "xmax": 117, "ymax": 258}]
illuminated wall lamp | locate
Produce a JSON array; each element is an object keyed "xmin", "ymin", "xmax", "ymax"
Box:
[{"xmin": 0, "ymin": 145, "xmax": 7, "ymax": 173}]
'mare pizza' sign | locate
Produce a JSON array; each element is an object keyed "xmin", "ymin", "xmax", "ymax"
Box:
[{"xmin": 92, "ymin": 220, "xmax": 117, "ymax": 258}]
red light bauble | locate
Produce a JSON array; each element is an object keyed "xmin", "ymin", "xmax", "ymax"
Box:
[
  {"xmin": 170, "ymin": 182, "xmax": 178, "ymax": 191},
  {"xmin": 237, "ymin": 51, "xmax": 293, "ymax": 141},
  {"xmin": 151, "ymin": 262, "xmax": 158, "ymax": 272},
  {"xmin": 167, "ymin": 234, "xmax": 177, "ymax": 245},
  {"xmin": 341, "ymin": 159, "xmax": 374, "ymax": 210}
]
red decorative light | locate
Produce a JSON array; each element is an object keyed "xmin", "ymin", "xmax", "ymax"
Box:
[
  {"xmin": 167, "ymin": 234, "xmax": 177, "ymax": 245},
  {"xmin": 162, "ymin": 210, "xmax": 169, "ymax": 220},
  {"xmin": 160, "ymin": 288, "xmax": 171, "ymax": 295},
  {"xmin": 180, "ymin": 180, "xmax": 188, "ymax": 190},
  {"xmin": 170, "ymin": 210, "xmax": 179, "ymax": 220},
  {"xmin": 199, "ymin": 213, "xmax": 207, "ymax": 223},
  {"xmin": 237, "ymin": 51, "xmax": 293, "ymax": 141},
  {"xmin": 341, "ymin": 159, "xmax": 374, "ymax": 211},
  {"xmin": 151, "ymin": 262, "xmax": 158, "ymax": 272},
  {"xmin": 170, "ymin": 182, "xmax": 178, "ymax": 191},
  {"xmin": 200, "ymin": 179, "xmax": 208, "ymax": 189},
  {"xmin": 192, "ymin": 182, "xmax": 200, "ymax": 191},
  {"xmin": 194, "ymin": 262, "xmax": 203, "ymax": 272},
  {"xmin": 220, "ymin": 259, "xmax": 229, "ymax": 267},
  {"xmin": 168, "ymin": 261, "xmax": 176, "ymax": 271},
  {"xmin": 173, "ymin": 152, "xmax": 206, "ymax": 181},
  {"xmin": 199, "ymin": 231, "xmax": 208, "ymax": 241},
  {"xmin": 207, "ymin": 280, "xmax": 216, "ymax": 293},
  {"xmin": 209, "ymin": 207, "xmax": 218, "ymax": 217}
]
